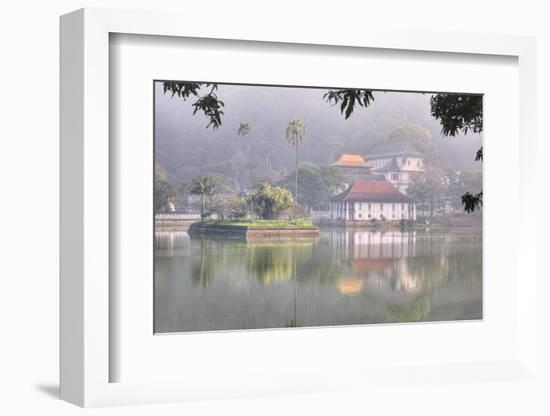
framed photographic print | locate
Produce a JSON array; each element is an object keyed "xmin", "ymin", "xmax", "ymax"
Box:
[
  {"xmin": 152, "ymin": 81, "xmax": 483, "ymax": 334},
  {"xmin": 60, "ymin": 8, "xmax": 540, "ymax": 408}
]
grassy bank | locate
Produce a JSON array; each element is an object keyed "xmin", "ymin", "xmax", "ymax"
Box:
[{"xmin": 201, "ymin": 219, "xmax": 314, "ymax": 227}]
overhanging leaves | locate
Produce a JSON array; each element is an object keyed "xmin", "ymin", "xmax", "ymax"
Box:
[
  {"xmin": 323, "ymin": 89, "xmax": 375, "ymax": 119},
  {"xmin": 162, "ymin": 82, "xmax": 224, "ymax": 129}
]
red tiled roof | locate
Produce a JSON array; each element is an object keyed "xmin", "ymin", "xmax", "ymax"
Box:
[{"xmin": 331, "ymin": 179, "xmax": 411, "ymax": 203}]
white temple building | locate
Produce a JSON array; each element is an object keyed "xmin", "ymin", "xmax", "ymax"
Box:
[{"xmin": 330, "ymin": 178, "xmax": 416, "ymax": 224}]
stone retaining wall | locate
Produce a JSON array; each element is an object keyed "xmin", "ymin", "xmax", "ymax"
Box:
[{"xmin": 187, "ymin": 223, "xmax": 320, "ymax": 240}]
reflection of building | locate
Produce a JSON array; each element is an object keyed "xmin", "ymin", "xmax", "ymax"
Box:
[
  {"xmin": 363, "ymin": 143, "xmax": 425, "ymax": 193},
  {"xmin": 332, "ymin": 230, "xmax": 422, "ymax": 296},
  {"xmin": 338, "ymin": 277, "xmax": 364, "ymax": 295},
  {"xmin": 329, "ymin": 179, "xmax": 416, "ymax": 224}
]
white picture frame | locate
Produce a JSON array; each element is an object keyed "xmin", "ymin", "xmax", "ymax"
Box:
[{"xmin": 60, "ymin": 7, "xmax": 539, "ymax": 408}]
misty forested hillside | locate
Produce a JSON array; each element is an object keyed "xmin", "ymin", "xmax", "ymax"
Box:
[{"xmin": 155, "ymin": 82, "xmax": 482, "ymax": 188}]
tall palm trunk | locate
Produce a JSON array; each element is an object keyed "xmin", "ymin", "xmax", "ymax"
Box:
[
  {"xmin": 294, "ymin": 143, "xmax": 298, "ymax": 218},
  {"xmin": 247, "ymin": 144, "xmax": 254, "ymax": 221},
  {"xmin": 249, "ymin": 186, "xmax": 254, "ymax": 221}
]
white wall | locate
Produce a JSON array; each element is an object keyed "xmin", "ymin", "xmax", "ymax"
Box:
[
  {"xmin": 353, "ymin": 202, "xmax": 411, "ymax": 220},
  {"xmin": 1, "ymin": 1, "xmax": 548, "ymax": 415}
]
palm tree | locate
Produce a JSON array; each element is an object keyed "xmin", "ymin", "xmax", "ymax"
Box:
[
  {"xmin": 237, "ymin": 122, "xmax": 254, "ymax": 220},
  {"xmin": 286, "ymin": 118, "xmax": 306, "ymax": 218},
  {"xmin": 190, "ymin": 175, "xmax": 217, "ymax": 220},
  {"xmin": 237, "ymin": 122, "xmax": 251, "ymax": 137}
]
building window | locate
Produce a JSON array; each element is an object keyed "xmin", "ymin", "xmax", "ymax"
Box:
[
  {"xmin": 380, "ymin": 204, "xmax": 383, "ymax": 210},
  {"xmin": 392, "ymin": 203, "xmax": 395, "ymax": 211},
  {"xmin": 408, "ymin": 160, "xmax": 411, "ymax": 166},
  {"xmin": 368, "ymin": 203, "xmax": 371, "ymax": 210},
  {"xmin": 368, "ymin": 214, "xmax": 371, "ymax": 218},
  {"xmin": 391, "ymin": 173, "xmax": 399, "ymax": 181},
  {"xmin": 402, "ymin": 203, "xmax": 405, "ymax": 210},
  {"xmin": 358, "ymin": 213, "xmax": 362, "ymax": 219}
]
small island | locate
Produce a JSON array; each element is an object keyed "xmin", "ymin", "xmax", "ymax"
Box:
[{"xmin": 188, "ymin": 219, "xmax": 320, "ymax": 241}]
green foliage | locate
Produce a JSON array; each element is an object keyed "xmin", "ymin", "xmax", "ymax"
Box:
[
  {"xmin": 162, "ymin": 82, "xmax": 224, "ymax": 129},
  {"xmin": 190, "ymin": 175, "xmax": 220, "ymax": 219},
  {"xmin": 190, "ymin": 175, "xmax": 218, "ymax": 197},
  {"xmin": 407, "ymin": 167, "xmax": 447, "ymax": 218},
  {"xmin": 385, "ymin": 123, "xmax": 444, "ymax": 166},
  {"xmin": 154, "ymin": 167, "xmax": 175, "ymax": 213},
  {"xmin": 237, "ymin": 122, "xmax": 251, "ymax": 136},
  {"xmin": 319, "ymin": 165, "xmax": 347, "ymax": 193},
  {"xmin": 211, "ymin": 194, "xmax": 248, "ymax": 220},
  {"xmin": 286, "ymin": 118, "xmax": 306, "ymax": 146},
  {"xmin": 385, "ymin": 299, "xmax": 431, "ymax": 322},
  {"xmin": 446, "ymin": 169, "xmax": 483, "ymax": 211},
  {"xmin": 387, "ymin": 124, "xmax": 432, "ymax": 152},
  {"xmin": 189, "ymin": 175, "xmax": 248, "ymax": 220},
  {"xmin": 252, "ymin": 183, "xmax": 294, "ymax": 220},
  {"xmin": 430, "ymin": 94, "xmax": 483, "ymax": 136},
  {"xmin": 323, "ymin": 89, "xmax": 375, "ymax": 119},
  {"xmin": 286, "ymin": 118, "xmax": 307, "ymax": 215},
  {"xmin": 281, "ymin": 164, "xmax": 345, "ymax": 211},
  {"xmin": 462, "ymin": 192, "xmax": 483, "ymax": 213},
  {"xmin": 237, "ymin": 122, "xmax": 255, "ymax": 218},
  {"xmin": 163, "ymin": 81, "xmax": 202, "ymax": 98},
  {"xmin": 429, "ymin": 94, "xmax": 483, "ymax": 213},
  {"xmin": 475, "ymin": 147, "xmax": 483, "ymax": 161}
]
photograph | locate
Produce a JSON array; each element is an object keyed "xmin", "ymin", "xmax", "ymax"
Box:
[{"xmin": 153, "ymin": 81, "xmax": 483, "ymax": 333}]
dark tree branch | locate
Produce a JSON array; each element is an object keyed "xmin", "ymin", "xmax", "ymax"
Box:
[
  {"xmin": 162, "ymin": 82, "xmax": 224, "ymax": 129},
  {"xmin": 475, "ymin": 146, "xmax": 483, "ymax": 162},
  {"xmin": 323, "ymin": 89, "xmax": 375, "ymax": 119},
  {"xmin": 430, "ymin": 94, "xmax": 483, "ymax": 136},
  {"xmin": 462, "ymin": 191, "xmax": 483, "ymax": 213},
  {"xmin": 429, "ymin": 94, "xmax": 483, "ymax": 213}
]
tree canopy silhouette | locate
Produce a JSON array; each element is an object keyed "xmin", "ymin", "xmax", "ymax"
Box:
[
  {"xmin": 162, "ymin": 82, "xmax": 224, "ymax": 129},
  {"xmin": 430, "ymin": 94, "xmax": 483, "ymax": 212},
  {"xmin": 323, "ymin": 89, "xmax": 374, "ymax": 119},
  {"xmin": 430, "ymin": 94, "xmax": 483, "ymax": 136}
]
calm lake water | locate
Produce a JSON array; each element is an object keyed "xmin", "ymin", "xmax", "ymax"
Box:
[{"xmin": 154, "ymin": 227, "xmax": 482, "ymax": 333}]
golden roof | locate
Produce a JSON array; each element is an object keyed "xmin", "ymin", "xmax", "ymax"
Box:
[{"xmin": 331, "ymin": 153, "xmax": 370, "ymax": 168}]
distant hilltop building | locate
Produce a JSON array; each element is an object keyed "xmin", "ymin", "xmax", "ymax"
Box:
[
  {"xmin": 329, "ymin": 179, "xmax": 416, "ymax": 224},
  {"xmin": 363, "ymin": 142, "xmax": 425, "ymax": 193}
]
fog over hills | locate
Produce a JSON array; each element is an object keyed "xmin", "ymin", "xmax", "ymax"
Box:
[{"xmin": 154, "ymin": 82, "xmax": 482, "ymax": 186}]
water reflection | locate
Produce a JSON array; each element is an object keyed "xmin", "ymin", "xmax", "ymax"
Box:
[{"xmin": 154, "ymin": 228, "xmax": 482, "ymax": 332}]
